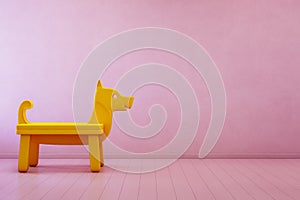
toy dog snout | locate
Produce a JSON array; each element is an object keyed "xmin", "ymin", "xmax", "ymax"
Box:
[
  {"xmin": 121, "ymin": 95, "xmax": 134, "ymax": 110},
  {"xmin": 112, "ymin": 92, "xmax": 134, "ymax": 111},
  {"xmin": 127, "ymin": 96, "xmax": 134, "ymax": 109}
]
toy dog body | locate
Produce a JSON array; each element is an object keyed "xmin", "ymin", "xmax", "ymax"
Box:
[{"xmin": 16, "ymin": 80, "xmax": 133, "ymax": 172}]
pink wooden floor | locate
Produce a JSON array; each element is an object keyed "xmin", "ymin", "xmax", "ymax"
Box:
[{"xmin": 0, "ymin": 159, "xmax": 299, "ymax": 200}]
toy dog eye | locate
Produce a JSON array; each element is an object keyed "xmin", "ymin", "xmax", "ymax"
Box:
[{"xmin": 112, "ymin": 94, "xmax": 117, "ymax": 99}]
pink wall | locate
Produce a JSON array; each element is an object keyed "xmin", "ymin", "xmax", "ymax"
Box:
[{"xmin": 1, "ymin": 0, "xmax": 300, "ymax": 158}]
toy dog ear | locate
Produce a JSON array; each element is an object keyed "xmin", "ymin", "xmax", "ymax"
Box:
[{"xmin": 97, "ymin": 80, "xmax": 103, "ymax": 88}]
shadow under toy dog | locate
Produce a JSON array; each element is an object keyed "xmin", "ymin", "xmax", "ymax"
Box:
[{"xmin": 16, "ymin": 80, "xmax": 134, "ymax": 172}]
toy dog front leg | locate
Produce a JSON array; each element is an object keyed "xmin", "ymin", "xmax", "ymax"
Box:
[
  {"xmin": 100, "ymin": 142, "xmax": 104, "ymax": 167},
  {"xmin": 18, "ymin": 135, "xmax": 30, "ymax": 172},
  {"xmin": 88, "ymin": 135, "xmax": 101, "ymax": 172}
]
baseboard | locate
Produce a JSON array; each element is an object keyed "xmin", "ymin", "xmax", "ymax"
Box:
[
  {"xmin": 203, "ymin": 152, "xmax": 300, "ymax": 159},
  {"xmin": 1, "ymin": 152, "xmax": 300, "ymax": 159}
]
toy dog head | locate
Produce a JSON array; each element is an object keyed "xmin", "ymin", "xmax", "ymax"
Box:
[
  {"xmin": 95, "ymin": 80, "xmax": 134, "ymax": 111},
  {"xmin": 90, "ymin": 80, "xmax": 134, "ymax": 137}
]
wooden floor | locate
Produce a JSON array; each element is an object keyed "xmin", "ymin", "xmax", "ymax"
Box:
[{"xmin": 0, "ymin": 159, "xmax": 299, "ymax": 200}]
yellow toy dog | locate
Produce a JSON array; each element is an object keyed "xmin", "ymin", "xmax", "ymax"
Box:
[{"xmin": 16, "ymin": 80, "xmax": 134, "ymax": 172}]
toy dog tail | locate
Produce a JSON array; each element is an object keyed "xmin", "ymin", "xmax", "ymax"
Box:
[{"xmin": 18, "ymin": 100, "xmax": 33, "ymax": 124}]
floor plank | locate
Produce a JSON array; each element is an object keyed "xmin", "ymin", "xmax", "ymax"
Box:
[
  {"xmin": 233, "ymin": 159, "xmax": 294, "ymax": 200},
  {"xmin": 138, "ymin": 159, "xmax": 157, "ymax": 200},
  {"xmin": 0, "ymin": 159, "xmax": 299, "ymax": 200},
  {"xmin": 179, "ymin": 159, "xmax": 215, "ymax": 200},
  {"xmin": 99, "ymin": 159, "xmax": 130, "ymax": 200},
  {"xmin": 41, "ymin": 159, "xmax": 90, "ymax": 200},
  {"xmin": 23, "ymin": 168, "xmax": 70, "ymax": 200},
  {"xmin": 3, "ymin": 159, "xmax": 66, "ymax": 200},
  {"xmin": 259, "ymin": 159, "xmax": 300, "ymax": 189},
  {"xmin": 204, "ymin": 159, "xmax": 255, "ymax": 200},
  {"xmin": 279, "ymin": 160, "xmax": 300, "ymax": 180},
  {"xmin": 239, "ymin": 159, "xmax": 300, "ymax": 200},
  {"xmin": 79, "ymin": 160, "xmax": 116, "ymax": 200},
  {"xmin": 287, "ymin": 159, "xmax": 300, "ymax": 168},
  {"xmin": 119, "ymin": 159, "xmax": 142, "ymax": 200},
  {"xmin": 156, "ymin": 160, "xmax": 177, "ymax": 200},
  {"xmin": 169, "ymin": 160, "xmax": 196, "ymax": 200},
  {"xmin": 217, "ymin": 159, "xmax": 274, "ymax": 200},
  {"xmin": 60, "ymin": 172, "xmax": 95, "ymax": 200},
  {"xmin": 192, "ymin": 159, "xmax": 234, "ymax": 200}
]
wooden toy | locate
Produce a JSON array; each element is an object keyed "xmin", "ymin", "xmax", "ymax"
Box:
[{"xmin": 16, "ymin": 80, "xmax": 134, "ymax": 172}]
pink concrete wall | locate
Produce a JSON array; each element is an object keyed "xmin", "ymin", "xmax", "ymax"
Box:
[{"xmin": 1, "ymin": 0, "xmax": 300, "ymax": 158}]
